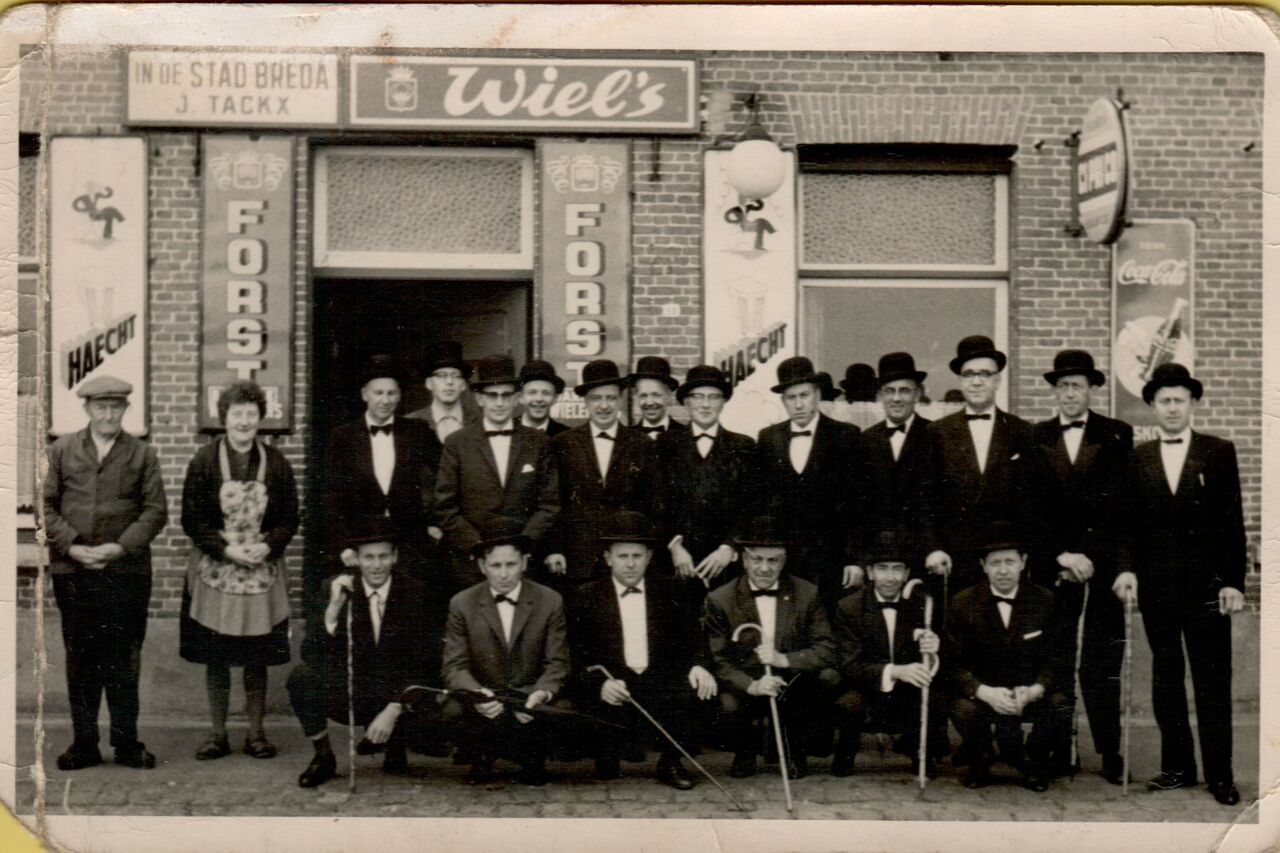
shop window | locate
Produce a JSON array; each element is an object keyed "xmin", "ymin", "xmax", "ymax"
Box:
[{"xmin": 314, "ymin": 146, "xmax": 533, "ymax": 276}]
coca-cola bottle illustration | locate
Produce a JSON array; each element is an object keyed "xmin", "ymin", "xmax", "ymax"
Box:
[{"xmin": 1139, "ymin": 297, "xmax": 1189, "ymax": 381}]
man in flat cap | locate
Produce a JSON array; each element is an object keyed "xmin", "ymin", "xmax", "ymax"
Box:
[
  {"xmin": 517, "ymin": 360, "xmax": 571, "ymax": 437},
  {"xmin": 407, "ymin": 340, "xmax": 482, "ymax": 444},
  {"xmin": 628, "ymin": 356, "xmax": 688, "ymax": 440},
  {"xmin": 1032, "ymin": 349, "xmax": 1134, "ymax": 783},
  {"xmin": 44, "ymin": 375, "xmax": 168, "ymax": 771},
  {"xmin": 1114, "ymin": 363, "xmax": 1246, "ymax": 806}
]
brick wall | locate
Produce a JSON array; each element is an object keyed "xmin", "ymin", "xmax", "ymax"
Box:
[{"xmin": 18, "ymin": 47, "xmax": 1264, "ymax": 612}]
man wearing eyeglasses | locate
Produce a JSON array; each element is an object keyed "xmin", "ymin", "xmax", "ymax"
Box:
[
  {"xmin": 407, "ymin": 340, "xmax": 482, "ymax": 443},
  {"xmin": 922, "ymin": 336, "xmax": 1046, "ymax": 595},
  {"xmin": 435, "ymin": 355, "xmax": 560, "ymax": 597}
]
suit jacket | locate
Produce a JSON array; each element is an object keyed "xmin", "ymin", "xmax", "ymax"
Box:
[
  {"xmin": 44, "ymin": 429, "xmax": 168, "ymax": 576},
  {"xmin": 654, "ymin": 424, "xmax": 758, "ymax": 561},
  {"xmin": 443, "ymin": 579, "xmax": 569, "ymax": 698},
  {"xmin": 549, "ymin": 424, "xmax": 658, "ymax": 580},
  {"xmin": 834, "ymin": 587, "xmax": 934, "ymax": 692},
  {"xmin": 325, "ymin": 573, "xmax": 439, "ymax": 724},
  {"xmin": 703, "ymin": 574, "xmax": 837, "ymax": 693},
  {"xmin": 434, "ymin": 424, "xmax": 560, "ymax": 555},
  {"xmin": 858, "ymin": 415, "xmax": 934, "ymax": 566},
  {"xmin": 1031, "ymin": 411, "xmax": 1133, "ymax": 589},
  {"xmin": 544, "ymin": 419, "xmax": 571, "ymax": 438},
  {"xmin": 925, "ymin": 409, "xmax": 1046, "ymax": 588},
  {"xmin": 568, "ymin": 574, "xmax": 707, "ymax": 692},
  {"xmin": 324, "ymin": 417, "xmax": 441, "ymax": 563},
  {"xmin": 181, "ymin": 439, "xmax": 299, "ymax": 562},
  {"xmin": 1117, "ymin": 431, "xmax": 1247, "ymax": 611},
  {"xmin": 945, "ymin": 582, "xmax": 1063, "ymax": 698},
  {"xmin": 755, "ymin": 414, "xmax": 862, "ymax": 579}
]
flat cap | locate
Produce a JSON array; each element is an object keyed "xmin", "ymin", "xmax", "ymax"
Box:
[{"xmin": 77, "ymin": 375, "xmax": 133, "ymax": 399}]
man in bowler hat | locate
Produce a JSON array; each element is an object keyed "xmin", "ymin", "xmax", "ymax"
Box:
[
  {"xmin": 628, "ymin": 356, "xmax": 688, "ymax": 440},
  {"xmin": 517, "ymin": 360, "xmax": 570, "ymax": 436},
  {"xmin": 407, "ymin": 340, "xmax": 482, "ymax": 443}
]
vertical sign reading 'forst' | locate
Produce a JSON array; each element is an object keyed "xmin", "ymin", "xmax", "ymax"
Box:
[
  {"xmin": 201, "ymin": 136, "xmax": 295, "ymax": 430},
  {"xmin": 539, "ymin": 141, "xmax": 631, "ymax": 424}
]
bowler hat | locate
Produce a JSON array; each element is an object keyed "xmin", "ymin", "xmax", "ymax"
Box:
[
  {"xmin": 735, "ymin": 515, "xmax": 789, "ymax": 549},
  {"xmin": 949, "ymin": 335, "xmax": 1007, "ymax": 375},
  {"xmin": 627, "ymin": 356, "xmax": 679, "ymax": 391},
  {"xmin": 770, "ymin": 356, "xmax": 820, "ymax": 394},
  {"xmin": 1043, "ymin": 349, "xmax": 1105, "ymax": 387},
  {"xmin": 470, "ymin": 516, "xmax": 533, "ymax": 559},
  {"xmin": 976, "ymin": 520, "xmax": 1025, "ymax": 557},
  {"xmin": 865, "ymin": 529, "xmax": 909, "ymax": 566},
  {"xmin": 598, "ymin": 511, "xmax": 659, "ymax": 547},
  {"xmin": 815, "ymin": 372, "xmax": 841, "ymax": 402},
  {"xmin": 425, "ymin": 341, "xmax": 474, "ymax": 379},
  {"xmin": 517, "ymin": 360, "xmax": 565, "ymax": 394},
  {"xmin": 346, "ymin": 516, "xmax": 399, "ymax": 551},
  {"xmin": 470, "ymin": 355, "xmax": 519, "ymax": 392},
  {"xmin": 876, "ymin": 352, "xmax": 928, "ymax": 387},
  {"xmin": 574, "ymin": 360, "xmax": 626, "ymax": 396},
  {"xmin": 943, "ymin": 389, "xmax": 965, "ymax": 405},
  {"xmin": 360, "ymin": 354, "xmax": 404, "ymax": 388},
  {"xmin": 840, "ymin": 363, "xmax": 878, "ymax": 402},
  {"xmin": 77, "ymin": 375, "xmax": 133, "ymax": 400},
  {"xmin": 676, "ymin": 364, "xmax": 733, "ymax": 403},
  {"xmin": 1141, "ymin": 362, "xmax": 1203, "ymax": 405}
]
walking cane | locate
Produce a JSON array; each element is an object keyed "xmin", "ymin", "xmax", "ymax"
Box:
[
  {"xmin": 731, "ymin": 622, "xmax": 793, "ymax": 813},
  {"xmin": 917, "ymin": 594, "xmax": 938, "ymax": 795},
  {"xmin": 1069, "ymin": 582, "xmax": 1090, "ymax": 775},
  {"xmin": 586, "ymin": 664, "xmax": 748, "ymax": 812},
  {"xmin": 345, "ymin": 590, "xmax": 357, "ymax": 794},
  {"xmin": 1121, "ymin": 597, "xmax": 1134, "ymax": 796}
]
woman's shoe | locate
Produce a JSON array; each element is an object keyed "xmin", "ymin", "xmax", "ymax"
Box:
[
  {"xmin": 243, "ymin": 735, "xmax": 278, "ymax": 759},
  {"xmin": 195, "ymin": 733, "xmax": 231, "ymax": 761}
]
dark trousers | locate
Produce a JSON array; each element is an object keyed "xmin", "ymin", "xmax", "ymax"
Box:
[
  {"xmin": 718, "ymin": 669, "xmax": 840, "ymax": 758},
  {"xmin": 442, "ymin": 696, "xmax": 569, "ymax": 767},
  {"xmin": 952, "ymin": 691, "xmax": 1072, "ymax": 774},
  {"xmin": 53, "ymin": 573, "xmax": 151, "ymax": 749},
  {"xmin": 834, "ymin": 682, "xmax": 950, "ymax": 757},
  {"xmin": 588, "ymin": 670, "xmax": 696, "ymax": 763},
  {"xmin": 285, "ymin": 661, "xmax": 409, "ymax": 755},
  {"xmin": 1142, "ymin": 602, "xmax": 1234, "ymax": 784},
  {"xmin": 1053, "ymin": 579, "xmax": 1125, "ymax": 758}
]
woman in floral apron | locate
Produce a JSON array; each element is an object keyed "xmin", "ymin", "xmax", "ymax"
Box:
[{"xmin": 181, "ymin": 381, "xmax": 299, "ymax": 760}]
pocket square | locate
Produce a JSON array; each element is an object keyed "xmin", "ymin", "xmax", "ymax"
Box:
[
  {"xmin": 1011, "ymin": 453, "xmax": 1021, "ymax": 461},
  {"xmin": 521, "ymin": 463, "xmax": 535, "ymax": 474},
  {"xmin": 1022, "ymin": 629, "xmax": 1042, "ymax": 640}
]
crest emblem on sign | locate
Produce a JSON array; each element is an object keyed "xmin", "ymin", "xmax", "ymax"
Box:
[
  {"xmin": 208, "ymin": 150, "xmax": 289, "ymax": 191},
  {"xmin": 546, "ymin": 154, "xmax": 624, "ymax": 194},
  {"xmin": 386, "ymin": 66, "xmax": 418, "ymax": 112}
]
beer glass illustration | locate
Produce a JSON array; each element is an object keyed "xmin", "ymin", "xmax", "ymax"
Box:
[{"xmin": 728, "ymin": 275, "xmax": 767, "ymax": 338}]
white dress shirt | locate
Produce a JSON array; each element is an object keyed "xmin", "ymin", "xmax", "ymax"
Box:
[
  {"xmin": 325, "ymin": 577, "xmax": 392, "ymax": 642},
  {"xmin": 613, "ymin": 578, "xmax": 649, "ymax": 674},
  {"xmin": 887, "ymin": 414, "xmax": 915, "ymax": 462},
  {"xmin": 521, "ymin": 414, "xmax": 549, "ymax": 432},
  {"xmin": 692, "ymin": 422, "xmax": 720, "ymax": 459},
  {"xmin": 749, "ymin": 581, "xmax": 780, "ymax": 648},
  {"xmin": 991, "ymin": 585, "xmax": 1018, "ymax": 629},
  {"xmin": 432, "ymin": 402, "xmax": 465, "ymax": 443},
  {"xmin": 1159, "ymin": 427, "xmax": 1193, "ymax": 494},
  {"xmin": 965, "ymin": 407, "xmax": 996, "ymax": 474},
  {"xmin": 1059, "ymin": 410, "xmax": 1089, "ymax": 464},
  {"xmin": 484, "ymin": 419, "xmax": 514, "ymax": 487},
  {"xmin": 789, "ymin": 417, "xmax": 817, "ymax": 474},
  {"xmin": 876, "ymin": 592, "xmax": 900, "ymax": 692},
  {"xmin": 593, "ymin": 422, "xmax": 619, "ymax": 480},
  {"xmin": 491, "ymin": 582, "xmax": 522, "ymax": 644},
  {"xmin": 366, "ymin": 414, "xmax": 396, "ymax": 496}
]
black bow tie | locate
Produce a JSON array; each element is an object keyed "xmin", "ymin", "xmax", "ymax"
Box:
[
  {"xmin": 493, "ymin": 594, "xmax": 517, "ymax": 606},
  {"xmin": 789, "ymin": 430, "xmax": 813, "ymax": 439},
  {"xmin": 1162, "ymin": 438, "xmax": 1184, "ymax": 445},
  {"xmin": 596, "ymin": 431, "xmax": 615, "ymax": 441},
  {"xmin": 369, "ymin": 423, "xmax": 393, "ymax": 436},
  {"xmin": 965, "ymin": 413, "xmax": 992, "ymax": 422},
  {"xmin": 638, "ymin": 424, "xmax": 665, "ymax": 434},
  {"xmin": 485, "ymin": 429, "xmax": 515, "ymax": 437},
  {"xmin": 695, "ymin": 432, "xmax": 716, "ymax": 442},
  {"xmin": 751, "ymin": 588, "xmax": 779, "ymax": 598},
  {"xmin": 620, "ymin": 585, "xmax": 643, "ymax": 597},
  {"xmin": 1060, "ymin": 420, "xmax": 1085, "ymax": 431},
  {"xmin": 886, "ymin": 423, "xmax": 906, "ymax": 435},
  {"xmin": 876, "ymin": 600, "xmax": 900, "ymax": 611},
  {"xmin": 994, "ymin": 596, "xmax": 1015, "ymax": 606}
]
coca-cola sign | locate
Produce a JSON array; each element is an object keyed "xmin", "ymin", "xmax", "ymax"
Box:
[
  {"xmin": 1073, "ymin": 98, "xmax": 1131, "ymax": 244},
  {"xmin": 1116, "ymin": 258, "xmax": 1189, "ymax": 287},
  {"xmin": 350, "ymin": 56, "xmax": 698, "ymax": 133}
]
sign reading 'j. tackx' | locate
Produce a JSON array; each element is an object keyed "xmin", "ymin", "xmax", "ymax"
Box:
[
  {"xmin": 127, "ymin": 51, "xmax": 339, "ymax": 125},
  {"xmin": 351, "ymin": 56, "xmax": 698, "ymax": 133},
  {"xmin": 200, "ymin": 136, "xmax": 295, "ymax": 430},
  {"xmin": 1074, "ymin": 97, "xmax": 1131, "ymax": 244}
]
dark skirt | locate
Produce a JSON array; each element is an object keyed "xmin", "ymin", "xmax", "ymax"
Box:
[{"xmin": 179, "ymin": 584, "xmax": 291, "ymax": 667}]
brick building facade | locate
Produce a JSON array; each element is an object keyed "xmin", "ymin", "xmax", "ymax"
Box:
[{"xmin": 18, "ymin": 47, "xmax": 1263, "ymax": 614}]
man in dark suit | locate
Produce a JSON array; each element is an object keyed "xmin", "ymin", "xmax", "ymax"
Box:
[
  {"xmin": 442, "ymin": 518, "xmax": 570, "ymax": 786},
  {"xmin": 517, "ymin": 360, "xmax": 570, "ymax": 437},
  {"xmin": 946, "ymin": 522, "xmax": 1070, "ymax": 792},
  {"xmin": 858, "ymin": 352, "xmax": 935, "ymax": 570},
  {"xmin": 547, "ymin": 360, "xmax": 657, "ymax": 586},
  {"xmin": 755, "ymin": 356, "xmax": 864, "ymax": 606},
  {"xmin": 569, "ymin": 511, "xmax": 718, "ymax": 788},
  {"xmin": 657, "ymin": 365, "xmax": 757, "ymax": 596},
  {"xmin": 628, "ymin": 356, "xmax": 688, "ymax": 440},
  {"xmin": 1114, "ymin": 363, "xmax": 1246, "ymax": 806},
  {"xmin": 704, "ymin": 515, "xmax": 839, "ymax": 779},
  {"xmin": 923, "ymin": 336, "xmax": 1046, "ymax": 594},
  {"xmin": 832, "ymin": 529, "xmax": 948, "ymax": 778},
  {"xmin": 434, "ymin": 355, "xmax": 560, "ymax": 596},
  {"xmin": 1032, "ymin": 349, "xmax": 1134, "ymax": 783},
  {"xmin": 406, "ymin": 340, "xmax": 482, "ymax": 442},
  {"xmin": 288, "ymin": 521, "xmax": 440, "ymax": 787}
]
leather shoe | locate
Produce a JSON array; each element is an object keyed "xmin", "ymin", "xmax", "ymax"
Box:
[
  {"xmin": 297, "ymin": 752, "xmax": 337, "ymax": 788},
  {"xmin": 113, "ymin": 743, "xmax": 156, "ymax": 769},
  {"xmin": 730, "ymin": 752, "xmax": 757, "ymax": 779},
  {"xmin": 1022, "ymin": 772, "xmax": 1050, "ymax": 793},
  {"xmin": 595, "ymin": 757, "xmax": 621, "ymax": 781},
  {"xmin": 463, "ymin": 760, "xmax": 494, "ymax": 786},
  {"xmin": 657, "ymin": 757, "xmax": 695, "ymax": 790},
  {"xmin": 382, "ymin": 748, "xmax": 409, "ymax": 776},
  {"xmin": 830, "ymin": 750, "xmax": 855, "ymax": 778},
  {"xmin": 1209, "ymin": 781, "xmax": 1240, "ymax": 806},
  {"xmin": 356, "ymin": 738, "xmax": 384, "ymax": 756},
  {"xmin": 517, "ymin": 762, "xmax": 549, "ymax": 787},
  {"xmin": 195, "ymin": 733, "xmax": 231, "ymax": 761},
  {"xmin": 1101, "ymin": 753, "xmax": 1128, "ymax": 785},
  {"xmin": 963, "ymin": 760, "xmax": 992, "ymax": 789},
  {"xmin": 56, "ymin": 742, "xmax": 102, "ymax": 771},
  {"xmin": 243, "ymin": 735, "xmax": 277, "ymax": 760},
  {"xmin": 1148, "ymin": 769, "xmax": 1196, "ymax": 792}
]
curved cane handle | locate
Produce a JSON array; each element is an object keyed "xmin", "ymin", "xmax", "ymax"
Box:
[
  {"xmin": 587, "ymin": 664, "xmax": 616, "ymax": 681},
  {"xmin": 731, "ymin": 622, "xmax": 764, "ymax": 643}
]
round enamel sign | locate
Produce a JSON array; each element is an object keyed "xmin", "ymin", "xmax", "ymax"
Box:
[{"xmin": 1074, "ymin": 98, "xmax": 1130, "ymax": 244}]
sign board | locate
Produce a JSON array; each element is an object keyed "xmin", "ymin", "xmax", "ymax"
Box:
[
  {"xmin": 1111, "ymin": 219, "xmax": 1195, "ymax": 441},
  {"xmin": 1074, "ymin": 97, "xmax": 1131, "ymax": 244},
  {"xmin": 200, "ymin": 135, "xmax": 295, "ymax": 430},
  {"xmin": 703, "ymin": 148, "xmax": 797, "ymax": 438},
  {"xmin": 128, "ymin": 51, "xmax": 339, "ymax": 126},
  {"xmin": 50, "ymin": 137, "xmax": 149, "ymax": 435},
  {"xmin": 351, "ymin": 56, "xmax": 698, "ymax": 133},
  {"xmin": 539, "ymin": 141, "xmax": 632, "ymax": 423}
]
